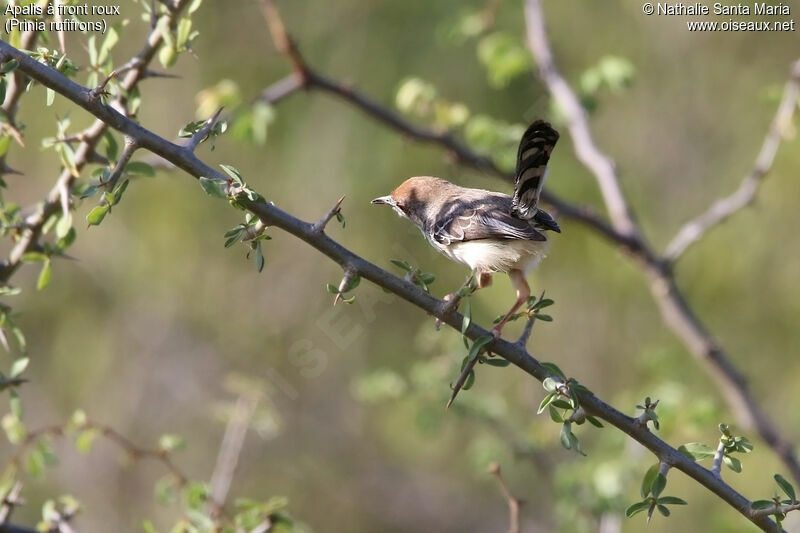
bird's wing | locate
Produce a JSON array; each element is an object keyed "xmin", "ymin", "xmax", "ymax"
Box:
[
  {"xmin": 432, "ymin": 207, "xmax": 546, "ymax": 245},
  {"xmin": 511, "ymin": 120, "xmax": 559, "ymax": 220}
]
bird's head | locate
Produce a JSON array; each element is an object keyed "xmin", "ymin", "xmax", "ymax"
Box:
[{"xmin": 371, "ymin": 176, "xmax": 450, "ymax": 227}]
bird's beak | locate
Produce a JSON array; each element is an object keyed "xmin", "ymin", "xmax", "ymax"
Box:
[{"xmin": 371, "ymin": 195, "xmax": 394, "ymax": 206}]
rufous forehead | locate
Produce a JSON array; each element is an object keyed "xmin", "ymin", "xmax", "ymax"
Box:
[{"xmin": 391, "ymin": 176, "xmax": 441, "ymax": 201}]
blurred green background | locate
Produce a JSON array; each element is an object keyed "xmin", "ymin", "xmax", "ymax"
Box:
[{"xmin": 2, "ymin": 0, "xmax": 800, "ymax": 531}]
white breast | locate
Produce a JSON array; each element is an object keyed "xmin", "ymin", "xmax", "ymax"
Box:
[{"xmin": 431, "ymin": 238, "xmax": 549, "ymax": 274}]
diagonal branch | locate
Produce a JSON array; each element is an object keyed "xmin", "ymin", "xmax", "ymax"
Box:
[
  {"xmin": 0, "ymin": 38, "xmax": 785, "ymax": 532},
  {"xmin": 0, "ymin": 0, "xmax": 194, "ymax": 285},
  {"xmin": 522, "ymin": 0, "xmax": 800, "ymax": 487},
  {"xmin": 664, "ymin": 60, "xmax": 800, "ymax": 263}
]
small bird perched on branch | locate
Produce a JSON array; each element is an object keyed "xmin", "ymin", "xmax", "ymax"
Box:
[{"xmin": 372, "ymin": 120, "xmax": 561, "ymax": 338}]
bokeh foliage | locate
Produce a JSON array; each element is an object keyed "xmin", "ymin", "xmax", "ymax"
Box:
[{"xmin": 1, "ymin": 0, "xmax": 799, "ymax": 531}]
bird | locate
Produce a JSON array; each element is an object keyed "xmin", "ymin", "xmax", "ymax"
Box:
[{"xmin": 372, "ymin": 120, "xmax": 561, "ymax": 339}]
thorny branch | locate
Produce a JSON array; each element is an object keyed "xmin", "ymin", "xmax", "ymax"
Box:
[
  {"xmin": 0, "ymin": 38, "xmax": 785, "ymax": 531},
  {"xmin": 0, "ymin": 0, "xmax": 194, "ymax": 284},
  {"xmin": 522, "ymin": 0, "xmax": 800, "ymax": 488}
]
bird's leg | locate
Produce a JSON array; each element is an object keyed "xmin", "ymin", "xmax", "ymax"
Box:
[{"xmin": 491, "ymin": 269, "xmax": 530, "ymax": 339}]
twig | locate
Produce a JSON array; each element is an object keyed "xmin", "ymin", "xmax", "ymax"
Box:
[
  {"xmin": 184, "ymin": 107, "xmax": 224, "ymax": 152},
  {"xmin": 208, "ymin": 394, "xmax": 258, "ymax": 517},
  {"xmin": 664, "ymin": 59, "xmax": 800, "ymax": 263},
  {"xmin": 751, "ymin": 502, "xmax": 800, "ymax": 519},
  {"xmin": 711, "ymin": 440, "xmax": 727, "ymax": 478},
  {"xmin": 488, "ymin": 462, "xmax": 521, "ymax": 533},
  {"xmin": 311, "ymin": 195, "xmax": 345, "ymax": 234},
  {"xmin": 11, "ymin": 419, "xmax": 188, "ymax": 486},
  {"xmin": 0, "ymin": 481, "xmax": 23, "ymax": 524},
  {"xmin": 524, "ymin": 0, "xmax": 639, "ymax": 239},
  {"xmin": 516, "ymin": 290, "xmax": 545, "ymax": 347},
  {"xmin": 0, "ymin": 0, "xmax": 195, "ymax": 285},
  {"xmin": 0, "ymin": 37, "xmax": 785, "ymax": 532}
]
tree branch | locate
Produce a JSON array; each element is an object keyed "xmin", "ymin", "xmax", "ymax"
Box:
[
  {"xmin": 522, "ymin": 0, "xmax": 800, "ymax": 487},
  {"xmin": 0, "ymin": 38, "xmax": 784, "ymax": 532},
  {"xmin": 664, "ymin": 60, "xmax": 800, "ymax": 263},
  {"xmin": 0, "ymin": 0, "xmax": 194, "ymax": 284}
]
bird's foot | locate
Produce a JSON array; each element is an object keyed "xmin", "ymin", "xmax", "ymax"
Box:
[{"xmin": 435, "ymin": 292, "xmax": 460, "ymax": 331}]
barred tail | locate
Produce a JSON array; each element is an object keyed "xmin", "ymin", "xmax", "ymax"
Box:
[{"xmin": 511, "ymin": 120, "xmax": 559, "ymax": 220}]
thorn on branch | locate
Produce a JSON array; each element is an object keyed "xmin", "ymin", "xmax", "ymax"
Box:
[
  {"xmin": 311, "ymin": 195, "xmax": 345, "ymax": 234},
  {"xmin": 446, "ymin": 354, "xmax": 479, "ymax": 410},
  {"xmin": 140, "ymin": 69, "xmax": 180, "ymax": 80},
  {"xmin": 332, "ymin": 267, "xmax": 357, "ymax": 306},
  {"xmin": 0, "ymin": 163, "xmax": 23, "ymax": 176},
  {"xmin": 184, "ymin": 107, "xmax": 225, "ymax": 152},
  {"xmin": 0, "ymin": 480, "xmax": 24, "ymax": 524},
  {"xmin": 88, "ymin": 68, "xmax": 119, "ymax": 101}
]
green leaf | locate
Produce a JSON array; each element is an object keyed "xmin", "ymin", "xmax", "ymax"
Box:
[
  {"xmin": 540, "ymin": 362, "xmax": 565, "ymax": 379},
  {"xmin": 0, "ymin": 134, "xmax": 10, "ymax": 159},
  {"xmin": 641, "ymin": 463, "xmax": 660, "ymax": 498},
  {"xmin": 390, "ymin": 259, "xmax": 412, "ymax": 272},
  {"xmin": 751, "ymin": 499, "xmax": 777, "ymax": 510},
  {"xmin": 775, "ymin": 474, "xmax": 796, "ymax": 502},
  {"xmin": 1, "ymin": 59, "xmax": 19, "ymax": 74},
  {"xmin": 651, "ymin": 473, "xmax": 667, "ymax": 498},
  {"xmin": 657, "ymin": 496, "xmax": 687, "ymax": 505},
  {"xmin": 483, "ymin": 358, "xmax": 510, "ymax": 368},
  {"xmin": 586, "ymin": 415, "xmax": 604, "ymax": 428},
  {"xmin": 159, "ymin": 45, "xmax": 177, "ymax": 68},
  {"xmin": 678, "ymin": 442, "xmax": 715, "ymax": 461},
  {"xmin": 461, "ymin": 369, "xmax": 476, "ymax": 391},
  {"xmin": 625, "ymin": 500, "xmax": 651, "ymax": 518},
  {"xmin": 254, "ymin": 242, "xmax": 264, "ymax": 272},
  {"xmin": 219, "ymin": 164, "xmax": 244, "ymax": 185},
  {"xmin": 534, "ymin": 313, "xmax": 553, "ymax": 322},
  {"xmin": 461, "ymin": 299, "xmax": 471, "ymax": 344},
  {"xmin": 477, "ymin": 32, "xmax": 532, "ymax": 88},
  {"xmin": 86, "ymin": 205, "xmax": 109, "ymax": 226},
  {"xmin": 559, "ymin": 422, "xmax": 572, "ymax": 450},
  {"xmin": 723, "ymin": 455, "xmax": 742, "ymax": 473},
  {"xmin": 75, "ymin": 428, "xmax": 98, "ymax": 454},
  {"xmin": 656, "ymin": 504, "xmax": 670, "ymax": 517},
  {"xmin": 125, "ymin": 162, "xmax": 155, "ymax": 177},
  {"xmin": 9, "ymin": 357, "xmax": 28, "ymax": 378},
  {"xmin": 37, "ymin": 260, "xmax": 52, "ymax": 290},
  {"xmin": 467, "ymin": 335, "xmax": 493, "ymax": 361},
  {"xmin": 154, "ymin": 476, "xmax": 177, "ymax": 505},
  {"xmin": 199, "ymin": 177, "xmax": 227, "ymax": 198},
  {"xmin": 537, "ymin": 392, "xmax": 555, "ymax": 415},
  {"xmin": 56, "ymin": 212, "xmax": 72, "ymax": 239},
  {"xmin": 548, "ymin": 405, "xmax": 563, "ymax": 423},
  {"xmin": 158, "ymin": 434, "xmax": 186, "ymax": 452}
]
